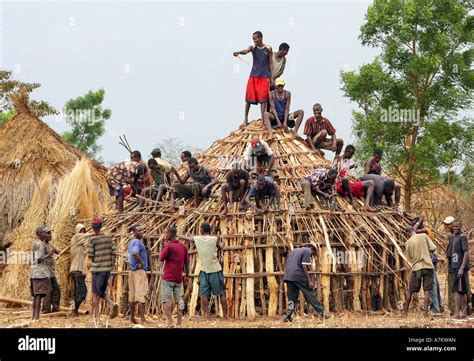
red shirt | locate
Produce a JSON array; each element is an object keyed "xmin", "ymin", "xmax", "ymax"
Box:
[
  {"xmin": 159, "ymin": 240, "xmax": 189, "ymax": 283},
  {"xmin": 303, "ymin": 116, "xmax": 336, "ymax": 137}
]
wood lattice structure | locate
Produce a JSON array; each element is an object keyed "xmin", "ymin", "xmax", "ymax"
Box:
[{"xmin": 101, "ymin": 120, "xmax": 447, "ymax": 319}]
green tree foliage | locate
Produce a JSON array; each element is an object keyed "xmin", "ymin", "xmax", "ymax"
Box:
[
  {"xmin": 62, "ymin": 89, "xmax": 111, "ymax": 160},
  {"xmin": 0, "ymin": 69, "xmax": 57, "ymax": 118},
  {"xmin": 340, "ymin": 0, "xmax": 474, "ymax": 210}
]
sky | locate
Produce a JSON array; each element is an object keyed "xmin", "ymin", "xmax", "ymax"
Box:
[{"xmin": 0, "ymin": 0, "xmax": 380, "ymax": 163}]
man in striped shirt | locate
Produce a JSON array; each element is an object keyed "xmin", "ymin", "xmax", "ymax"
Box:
[
  {"xmin": 88, "ymin": 217, "xmax": 118, "ymax": 322},
  {"xmin": 301, "ymin": 168, "xmax": 337, "ymax": 210}
]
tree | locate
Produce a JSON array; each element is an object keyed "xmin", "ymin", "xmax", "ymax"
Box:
[
  {"xmin": 0, "ymin": 69, "xmax": 57, "ymax": 119},
  {"xmin": 340, "ymin": 0, "xmax": 474, "ymax": 211},
  {"xmin": 154, "ymin": 138, "xmax": 202, "ymax": 166},
  {"xmin": 62, "ymin": 89, "xmax": 111, "ymax": 160}
]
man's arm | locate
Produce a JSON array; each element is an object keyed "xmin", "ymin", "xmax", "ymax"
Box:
[
  {"xmin": 159, "ymin": 244, "xmax": 169, "ymax": 262},
  {"xmin": 245, "ymin": 190, "xmax": 260, "ymax": 211},
  {"xmin": 233, "ymin": 45, "xmax": 253, "ymax": 56},
  {"xmin": 171, "ymin": 168, "xmax": 190, "ymax": 184},
  {"xmin": 131, "ymin": 242, "xmax": 144, "ymax": 268},
  {"xmin": 283, "ymin": 91, "xmax": 291, "ymax": 126},
  {"xmin": 457, "ymin": 236, "xmax": 469, "ymax": 277},
  {"xmin": 178, "ymin": 235, "xmax": 194, "ymax": 242},
  {"xmin": 268, "ymin": 45, "xmax": 274, "ymax": 80},
  {"xmin": 364, "ymin": 159, "xmax": 372, "ymax": 175},
  {"xmin": 303, "ymin": 265, "xmax": 315, "ymax": 289},
  {"xmin": 202, "ymin": 169, "xmax": 218, "ymax": 193},
  {"xmin": 267, "ymin": 154, "xmax": 275, "ymax": 171}
]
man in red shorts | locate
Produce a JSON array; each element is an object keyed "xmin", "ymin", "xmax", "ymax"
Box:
[
  {"xmin": 233, "ymin": 30, "xmax": 273, "ymax": 128},
  {"xmin": 334, "ymin": 145, "xmax": 375, "ymax": 211}
]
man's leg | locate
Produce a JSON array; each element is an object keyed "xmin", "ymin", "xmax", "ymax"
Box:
[
  {"xmin": 51, "ymin": 277, "xmax": 61, "ymax": 312},
  {"xmin": 361, "ymin": 180, "xmax": 375, "ymax": 211},
  {"xmin": 219, "ymin": 293, "xmax": 228, "ymax": 319},
  {"xmin": 163, "ymin": 302, "xmax": 174, "ymax": 326},
  {"xmin": 129, "ymin": 302, "xmax": 137, "ymax": 323},
  {"xmin": 312, "ymin": 130, "xmax": 328, "ymax": 147},
  {"xmin": 175, "ymin": 283, "xmax": 185, "ymax": 326},
  {"xmin": 453, "ymin": 292, "xmax": 461, "ymax": 319},
  {"xmin": 423, "ymin": 290, "xmax": 431, "ymax": 317},
  {"xmin": 335, "ymin": 138, "xmax": 344, "ymax": 156},
  {"xmin": 342, "ymin": 178, "xmax": 356, "ymax": 208},
  {"xmin": 244, "ymin": 103, "xmax": 251, "ymax": 126},
  {"xmin": 284, "ymin": 282, "xmax": 299, "ymax": 322},
  {"xmin": 42, "ymin": 279, "xmax": 52, "ymax": 314},
  {"xmin": 116, "ymin": 195, "xmax": 124, "ymax": 213},
  {"xmin": 293, "ymin": 110, "xmax": 304, "ymax": 133},
  {"xmin": 260, "ymin": 102, "xmax": 267, "ymax": 125},
  {"xmin": 448, "ymin": 272, "xmax": 454, "ymax": 315},
  {"xmin": 403, "ymin": 292, "xmax": 414, "ymax": 317},
  {"xmin": 263, "ymin": 112, "xmax": 275, "ymax": 135},
  {"xmin": 201, "ymin": 296, "xmax": 211, "ymax": 319},
  {"xmin": 430, "ymin": 271, "xmax": 441, "ymax": 313},
  {"xmin": 297, "ymin": 282, "xmax": 325, "ymax": 317}
]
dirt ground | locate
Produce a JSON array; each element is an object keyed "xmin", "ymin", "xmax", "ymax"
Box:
[{"xmin": 0, "ymin": 307, "xmax": 472, "ymax": 329}]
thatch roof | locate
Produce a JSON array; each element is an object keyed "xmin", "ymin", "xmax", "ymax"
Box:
[
  {"xmin": 101, "ymin": 120, "xmax": 447, "ymax": 318},
  {"xmin": 0, "ymin": 92, "xmax": 110, "ymax": 303},
  {"xmin": 0, "ymin": 91, "xmax": 107, "ymax": 244}
]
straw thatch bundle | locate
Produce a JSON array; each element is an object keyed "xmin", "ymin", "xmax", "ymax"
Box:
[
  {"xmin": 0, "ymin": 91, "xmax": 107, "ymax": 246},
  {"xmin": 411, "ymin": 185, "xmax": 473, "ymax": 233},
  {"xmin": 102, "ymin": 120, "xmax": 447, "ymax": 319},
  {"xmin": 0, "ymin": 159, "xmax": 109, "ymax": 301}
]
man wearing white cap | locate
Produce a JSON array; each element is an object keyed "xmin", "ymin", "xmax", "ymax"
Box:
[{"xmin": 263, "ymin": 77, "xmax": 304, "ymax": 136}]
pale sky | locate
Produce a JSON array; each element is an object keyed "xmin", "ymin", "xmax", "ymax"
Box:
[{"xmin": 1, "ymin": 0, "xmax": 379, "ymax": 163}]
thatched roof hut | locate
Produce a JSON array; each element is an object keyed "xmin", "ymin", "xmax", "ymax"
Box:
[
  {"xmin": 0, "ymin": 92, "xmax": 107, "ymax": 245},
  {"xmin": 102, "ymin": 120, "xmax": 447, "ymax": 319},
  {"xmin": 0, "ymin": 92, "xmax": 110, "ymax": 302}
]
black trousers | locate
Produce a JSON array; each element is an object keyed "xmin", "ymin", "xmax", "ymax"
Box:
[
  {"xmin": 285, "ymin": 281, "xmax": 325, "ymax": 318},
  {"xmin": 70, "ymin": 271, "xmax": 87, "ymax": 303},
  {"xmin": 43, "ymin": 277, "xmax": 61, "ymax": 312}
]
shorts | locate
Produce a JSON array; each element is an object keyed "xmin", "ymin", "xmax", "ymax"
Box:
[
  {"xmin": 129, "ymin": 269, "xmax": 149, "ymax": 303},
  {"xmin": 452, "ymin": 270, "xmax": 469, "ymax": 294},
  {"xmin": 172, "ymin": 182, "xmax": 212, "ymax": 199},
  {"xmin": 161, "ymin": 280, "xmax": 183, "ymax": 303},
  {"xmin": 270, "ymin": 112, "xmax": 296, "ymax": 128},
  {"xmin": 30, "ymin": 278, "xmax": 51, "ymax": 297},
  {"xmin": 92, "ymin": 271, "xmax": 111, "ymax": 299},
  {"xmin": 336, "ymin": 180, "xmax": 365, "ymax": 197},
  {"xmin": 245, "ymin": 76, "xmax": 270, "ymax": 104},
  {"xmin": 198, "ymin": 271, "xmax": 225, "ymax": 297},
  {"xmin": 409, "ymin": 268, "xmax": 434, "ymax": 293}
]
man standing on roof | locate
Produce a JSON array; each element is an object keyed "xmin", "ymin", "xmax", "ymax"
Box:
[
  {"xmin": 233, "ymin": 31, "xmax": 273, "ymax": 128},
  {"xmin": 243, "ymin": 138, "xmax": 275, "ymax": 175},
  {"xmin": 106, "ymin": 151, "xmax": 147, "ymax": 213},
  {"xmin": 304, "ymin": 103, "xmax": 344, "ymax": 157},
  {"xmin": 88, "ymin": 217, "xmax": 119, "ymax": 323},
  {"xmin": 271, "ymin": 43, "xmax": 290, "ymax": 90},
  {"xmin": 283, "ymin": 243, "xmax": 326, "ymax": 322},
  {"xmin": 263, "ymin": 78, "xmax": 304, "ymax": 136}
]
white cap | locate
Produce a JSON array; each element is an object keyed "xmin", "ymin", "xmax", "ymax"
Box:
[{"xmin": 442, "ymin": 216, "xmax": 455, "ymax": 225}]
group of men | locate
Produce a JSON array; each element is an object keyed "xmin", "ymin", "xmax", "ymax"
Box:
[
  {"xmin": 403, "ymin": 217, "xmax": 471, "ymax": 320},
  {"xmin": 30, "ymin": 218, "xmax": 119, "ymax": 323}
]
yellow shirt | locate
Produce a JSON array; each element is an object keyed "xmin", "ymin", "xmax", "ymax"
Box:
[{"xmin": 405, "ymin": 233, "xmax": 436, "ymax": 271}]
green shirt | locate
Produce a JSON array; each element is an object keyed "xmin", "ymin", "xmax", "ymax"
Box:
[
  {"xmin": 151, "ymin": 165, "xmax": 167, "ymax": 187},
  {"xmin": 405, "ymin": 233, "xmax": 436, "ymax": 272},
  {"xmin": 87, "ymin": 234, "xmax": 116, "ymax": 273},
  {"xmin": 194, "ymin": 235, "xmax": 222, "ymax": 273}
]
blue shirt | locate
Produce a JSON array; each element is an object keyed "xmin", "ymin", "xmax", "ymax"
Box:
[
  {"xmin": 284, "ymin": 248, "xmax": 313, "ymax": 283},
  {"xmin": 128, "ymin": 238, "xmax": 148, "ymax": 271},
  {"xmin": 249, "ymin": 177, "xmax": 275, "ymax": 198}
]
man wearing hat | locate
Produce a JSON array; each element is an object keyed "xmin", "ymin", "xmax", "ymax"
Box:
[
  {"xmin": 443, "ymin": 216, "xmax": 456, "ymax": 314},
  {"xmin": 283, "ymin": 242, "xmax": 326, "ymax": 322},
  {"xmin": 30, "ymin": 226, "xmax": 55, "ymax": 320},
  {"xmin": 151, "ymin": 148, "xmax": 172, "ymax": 172},
  {"xmin": 88, "ymin": 218, "xmax": 119, "ymax": 322},
  {"xmin": 263, "ymin": 77, "xmax": 304, "ymax": 136},
  {"xmin": 243, "ymin": 138, "xmax": 275, "ymax": 175}
]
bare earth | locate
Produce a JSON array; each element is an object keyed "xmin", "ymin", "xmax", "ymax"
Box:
[{"xmin": 0, "ymin": 307, "xmax": 472, "ymax": 329}]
